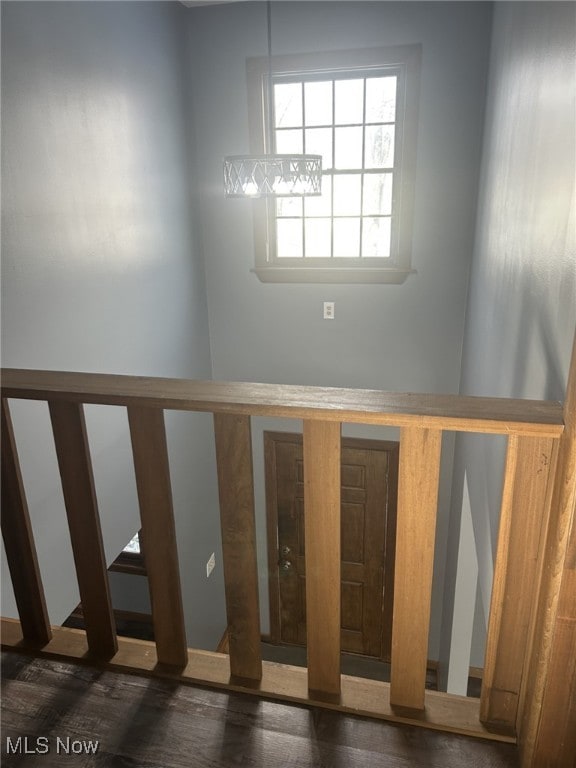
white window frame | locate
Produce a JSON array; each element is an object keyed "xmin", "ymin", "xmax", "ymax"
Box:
[{"xmin": 247, "ymin": 45, "xmax": 421, "ymax": 284}]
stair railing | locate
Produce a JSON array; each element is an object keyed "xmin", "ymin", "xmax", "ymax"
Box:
[{"xmin": 1, "ymin": 347, "xmax": 574, "ymax": 766}]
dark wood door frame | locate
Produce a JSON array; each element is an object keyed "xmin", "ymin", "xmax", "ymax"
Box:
[{"xmin": 264, "ymin": 431, "xmax": 399, "ymax": 661}]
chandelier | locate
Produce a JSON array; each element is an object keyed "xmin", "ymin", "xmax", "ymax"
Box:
[{"xmin": 223, "ymin": 1, "xmax": 322, "ymax": 198}]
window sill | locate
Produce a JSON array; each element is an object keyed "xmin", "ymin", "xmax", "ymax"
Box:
[
  {"xmin": 109, "ymin": 551, "xmax": 147, "ymax": 576},
  {"xmin": 252, "ymin": 266, "xmax": 416, "ymax": 284}
]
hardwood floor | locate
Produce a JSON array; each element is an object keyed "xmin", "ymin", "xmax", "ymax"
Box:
[{"xmin": 1, "ymin": 652, "xmax": 519, "ymax": 767}]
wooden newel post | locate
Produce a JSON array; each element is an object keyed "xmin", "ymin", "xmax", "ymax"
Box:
[
  {"xmin": 518, "ymin": 331, "xmax": 576, "ymax": 766},
  {"xmin": 480, "ymin": 434, "xmax": 557, "ymax": 733}
]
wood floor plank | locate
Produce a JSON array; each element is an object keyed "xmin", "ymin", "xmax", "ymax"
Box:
[
  {"xmin": 1, "ymin": 652, "xmax": 520, "ymax": 768},
  {"xmin": 2, "ymin": 619, "xmax": 516, "ymax": 744}
]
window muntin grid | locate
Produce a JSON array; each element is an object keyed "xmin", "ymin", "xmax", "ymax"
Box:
[{"xmin": 273, "ymin": 72, "xmax": 398, "ymax": 260}]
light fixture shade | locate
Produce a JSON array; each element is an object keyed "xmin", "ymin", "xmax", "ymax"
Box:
[{"xmin": 224, "ymin": 154, "xmax": 322, "ymax": 198}]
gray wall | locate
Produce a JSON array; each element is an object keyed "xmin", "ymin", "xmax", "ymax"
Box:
[
  {"xmin": 187, "ymin": 0, "xmax": 492, "ymax": 657},
  {"xmin": 1, "ymin": 1, "xmax": 226, "ymax": 650},
  {"xmin": 440, "ymin": 0, "xmax": 576, "ymax": 688},
  {"xmin": 7, "ymin": 0, "xmax": 568, "ymax": 674},
  {"xmin": 190, "ymin": 1, "xmax": 491, "ymax": 393}
]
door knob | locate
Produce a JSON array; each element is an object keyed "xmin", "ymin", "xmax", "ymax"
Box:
[
  {"xmin": 281, "ymin": 545, "xmax": 291, "ymax": 556},
  {"xmin": 280, "ymin": 560, "xmax": 292, "ymax": 571}
]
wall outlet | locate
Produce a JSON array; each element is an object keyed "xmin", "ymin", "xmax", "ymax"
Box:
[
  {"xmin": 323, "ymin": 301, "xmax": 335, "ymax": 319},
  {"xmin": 206, "ymin": 552, "xmax": 216, "ymax": 578}
]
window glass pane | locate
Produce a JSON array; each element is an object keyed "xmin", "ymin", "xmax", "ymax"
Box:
[
  {"xmin": 362, "ymin": 217, "xmax": 391, "ymax": 257},
  {"xmin": 123, "ymin": 533, "xmax": 140, "ymax": 554},
  {"xmin": 275, "ymin": 83, "xmax": 302, "ymax": 128},
  {"xmin": 365, "ymin": 76, "xmax": 397, "ymax": 123},
  {"xmin": 335, "ymin": 79, "xmax": 364, "ymax": 125},
  {"xmin": 276, "ymin": 197, "xmax": 303, "ymax": 217},
  {"xmin": 259, "ymin": 47, "xmax": 421, "ymax": 276},
  {"xmin": 334, "ymin": 126, "xmax": 363, "ymax": 169},
  {"xmin": 275, "ymin": 129, "xmax": 303, "ymax": 154},
  {"xmin": 304, "ymin": 81, "xmax": 332, "ymax": 126},
  {"xmin": 365, "ymin": 125, "xmax": 395, "ymax": 168},
  {"xmin": 304, "ymin": 176, "xmax": 332, "ymax": 217},
  {"xmin": 277, "ymin": 219, "xmax": 303, "ymax": 257},
  {"xmin": 363, "ymin": 173, "xmax": 393, "ymax": 215},
  {"xmin": 333, "ymin": 174, "xmax": 361, "ymax": 216},
  {"xmin": 305, "ymin": 218, "xmax": 331, "ymax": 257},
  {"xmin": 305, "ymin": 127, "xmax": 333, "ymax": 170},
  {"xmin": 333, "ymin": 218, "xmax": 360, "ymax": 257}
]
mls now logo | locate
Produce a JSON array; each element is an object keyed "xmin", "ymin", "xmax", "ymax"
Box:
[
  {"xmin": 56, "ymin": 737, "xmax": 99, "ymax": 755},
  {"xmin": 6, "ymin": 736, "xmax": 99, "ymax": 755},
  {"xmin": 6, "ymin": 737, "xmax": 50, "ymax": 755}
]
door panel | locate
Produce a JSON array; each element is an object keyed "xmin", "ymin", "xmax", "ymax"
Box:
[{"xmin": 265, "ymin": 432, "xmax": 398, "ymax": 660}]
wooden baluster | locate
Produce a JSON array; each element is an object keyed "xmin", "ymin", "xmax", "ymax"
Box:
[
  {"xmin": 214, "ymin": 413, "xmax": 262, "ymax": 681},
  {"xmin": 390, "ymin": 427, "xmax": 442, "ymax": 710},
  {"xmin": 303, "ymin": 419, "xmax": 341, "ymax": 699},
  {"xmin": 480, "ymin": 434, "xmax": 557, "ymax": 733},
  {"xmin": 1, "ymin": 398, "xmax": 52, "ymax": 645},
  {"xmin": 49, "ymin": 401, "xmax": 117, "ymax": 659},
  {"xmin": 128, "ymin": 407, "xmax": 188, "ymax": 668}
]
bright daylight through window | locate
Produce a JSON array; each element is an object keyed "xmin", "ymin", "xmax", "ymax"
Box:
[{"xmin": 248, "ymin": 46, "xmax": 421, "ymax": 283}]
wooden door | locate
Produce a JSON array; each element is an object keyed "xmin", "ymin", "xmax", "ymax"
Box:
[{"xmin": 265, "ymin": 432, "xmax": 398, "ymax": 660}]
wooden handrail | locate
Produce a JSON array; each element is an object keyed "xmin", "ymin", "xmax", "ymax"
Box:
[
  {"xmin": 0, "ymin": 368, "xmax": 563, "ymax": 436},
  {"xmin": 1, "ymin": 361, "xmax": 573, "ymax": 762}
]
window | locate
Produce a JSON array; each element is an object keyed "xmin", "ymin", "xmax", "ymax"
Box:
[
  {"xmin": 110, "ymin": 530, "xmax": 147, "ymax": 576},
  {"xmin": 247, "ymin": 46, "xmax": 421, "ymax": 283},
  {"xmin": 122, "ymin": 531, "xmax": 141, "ymax": 555}
]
